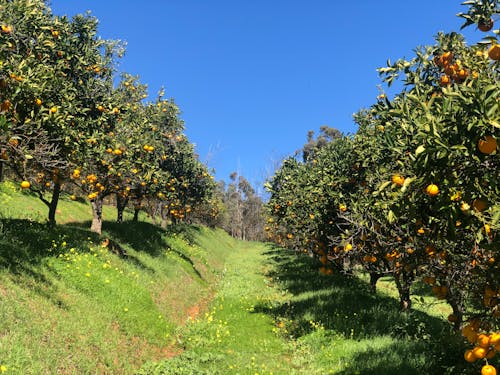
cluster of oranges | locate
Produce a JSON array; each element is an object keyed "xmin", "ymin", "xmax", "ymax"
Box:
[
  {"xmin": 462, "ymin": 321, "xmax": 499, "ymax": 374},
  {"xmin": 434, "ymin": 51, "xmax": 471, "ymax": 86}
]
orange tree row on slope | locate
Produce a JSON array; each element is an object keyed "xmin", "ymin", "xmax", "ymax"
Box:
[
  {"xmin": 0, "ymin": 0, "xmax": 217, "ymax": 233},
  {"xmin": 265, "ymin": 1, "xmax": 499, "ymax": 373}
]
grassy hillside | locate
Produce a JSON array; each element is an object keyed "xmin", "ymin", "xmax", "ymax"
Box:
[{"xmin": 0, "ymin": 181, "xmax": 235, "ymax": 373}]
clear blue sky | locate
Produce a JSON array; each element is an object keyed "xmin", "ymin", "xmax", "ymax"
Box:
[{"xmin": 49, "ymin": 1, "xmax": 479, "ymax": 191}]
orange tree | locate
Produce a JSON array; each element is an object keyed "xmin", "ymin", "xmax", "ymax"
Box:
[
  {"xmin": 0, "ymin": 0, "xmax": 122, "ymax": 226},
  {"xmin": 266, "ymin": 0, "xmax": 499, "ymax": 351},
  {"xmin": 71, "ymin": 73, "xmax": 153, "ymax": 233},
  {"xmin": 265, "ymin": 135, "xmax": 356, "ymax": 274},
  {"xmin": 154, "ymin": 130, "xmax": 216, "ymax": 225}
]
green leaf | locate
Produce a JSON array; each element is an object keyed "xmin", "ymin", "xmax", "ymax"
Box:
[{"xmin": 488, "ymin": 120, "xmax": 500, "ymax": 129}]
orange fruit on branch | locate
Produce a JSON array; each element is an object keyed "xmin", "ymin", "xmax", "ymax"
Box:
[
  {"xmin": 392, "ymin": 174, "xmax": 405, "ymax": 186},
  {"xmin": 439, "ymin": 75, "xmax": 451, "ymax": 87},
  {"xmin": 478, "ymin": 135, "xmax": 497, "ymax": 154},
  {"xmin": 477, "ymin": 333, "xmax": 491, "ymax": 348},
  {"xmin": 464, "ymin": 349, "xmax": 477, "ymax": 363},
  {"xmin": 473, "ymin": 199, "xmax": 488, "ymax": 212},
  {"xmin": 482, "ymin": 364, "xmax": 497, "ymax": 375},
  {"xmin": 425, "ymin": 184, "xmax": 439, "ymax": 196},
  {"xmin": 488, "ymin": 44, "xmax": 500, "ymax": 60},
  {"xmin": 20, "ymin": 181, "xmax": 30, "ymax": 189},
  {"xmin": 478, "ymin": 18, "xmax": 494, "ymax": 32},
  {"xmin": 1, "ymin": 100, "xmax": 12, "ymax": 112},
  {"xmin": 472, "ymin": 346, "xmax": 488, "ymax": 359},
  {"xmin": 1, "ymin": 25, "xmax": 13, "ymax": 34}
]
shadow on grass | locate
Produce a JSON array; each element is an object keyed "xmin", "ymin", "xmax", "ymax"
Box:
[
  {"xmin": 0, "ymin": 218, "xmax": 206, "ymax": 299},
  {"xmin": 256, "ymin": 245, "xmax": 468, "ymax": 374},
  {"xmin": 0, "ymin": 218, "xmax": 101, "ymax": 309}
]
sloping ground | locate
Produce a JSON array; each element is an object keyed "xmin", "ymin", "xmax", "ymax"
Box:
[
  {"xmin": 0, "ymin": 182, "xmax": 473, "ymax": 374},
  {"xmin": 140, "ymin": 246, "xmax": 470, "ymax": 375},
  {"xmin": 0, "ymin": 182, "xmax": 236, "ymax": 373}
]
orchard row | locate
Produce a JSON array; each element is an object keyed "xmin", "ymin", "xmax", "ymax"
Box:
[
  {"xmin": 265, "ymin": 1, "xmax": 499, "ymax": 374},
  {"xmin": 0, "ymin": 0, "xmax": 218, "ymax": 233}
]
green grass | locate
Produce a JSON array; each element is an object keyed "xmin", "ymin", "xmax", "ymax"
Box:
[
  {"xmin": 139, "ymin": 245, "xmax": 476, "ymax": 375},
  {"xmin": 0, "ymin": 181, "xmax": 234, "ymax": 373},
  {"xmin": 0, "ymin": 180, "xmax": 486, "ymax": 374}
]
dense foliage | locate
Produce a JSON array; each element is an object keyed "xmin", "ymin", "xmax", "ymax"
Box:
[
  {"xmin": 0, "ymin": 0, "xmax": 216, "ymax": 233},
  {"xmin": 266, "ymin": 1, "xmax": 499, "ymax": 373}
]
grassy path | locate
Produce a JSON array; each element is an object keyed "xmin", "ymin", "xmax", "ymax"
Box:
[
  {"xmin": 141, "ymin": 240, "xmax": 291, "ymax": 374},
  {"xmin": 141, "ymin": 239, "xmax": 468, "ymax": 375}
]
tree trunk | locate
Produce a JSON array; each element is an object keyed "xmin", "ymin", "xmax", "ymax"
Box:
[
  {"xmin": 90, "ymin": 197, "xmax": 104, "ymax": 235},
  {"xmin": 369, "ymin": 272, "xmax": 382, "ymax": 294},
  {"xmin": 394, "ymin": 271, "xmax": 413, "ymax": 311},
  {"xmin": 47, "ymin": 182, "xmax": 61, "ymax": 227},
  {"xmin": 160, "ymin": 204, "xmax": 168, "ymax": 228},
  {"xmin": 116, "ymin": 194, "xmax": 128, "ymax": 224},
  {"xmin": 133, "ymin": 208, "xmax": 139, "ymax": 222},
  {"xmin": 447, "ymin": 286, "xmax": 465, "ymax": 331},
  {"xmin": 0, "ymin": 162, "xmax": 4, "ymax": 182}
]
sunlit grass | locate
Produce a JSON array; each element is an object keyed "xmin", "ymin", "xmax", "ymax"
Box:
[
  {"xmin": 0, "ymin": 181, "xmax": 233, "ymax": 373},
  {"xmin": 0, "ymin": 181, "xmax": 478, "ymax": 374}
]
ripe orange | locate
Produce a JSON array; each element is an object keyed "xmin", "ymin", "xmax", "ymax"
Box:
[
  {"xmin": 87, "ymin": 192, "xmax": 98, "ymax": 200},
  {"xmin": 472, "ymin": 346, "xmax": 488, "ymax": 359},
  {"xmin": 1, "ymin": 100, "xmax": 11, "ymax": 112},
  {"xmin": 434, "ymin": 51, "xmax": 453, "ymax": 67},
  {"xmin": 477, "ymin": 333, "xmax": 491, "ymax": 348},
  {"xmin": 344, "ymin": 243, "xmax": 353, "ymax": 251},
  {"xmin": 49, "ymin": 106, "xmax": 57, "ymax": 114},
  {"xmin": 456, "ymin": 69, "xmax": 468, "ymax": 81},
  {"xmin": 464, "ymin": 349, "xmax": 477, "ymax": 363},
  {"xmin": 51, "ymin": 30, "xmax": 59, "ymax": 37},
  {"xmin": 478, "ymin": 18, "xmax": 494, "ymax": 32},
  {"xmin": 1, "ymin": 25, "xmax": 12, "ymax": 34},
  {"xmin": 392, "ymin": 174, "xmax": 405, "ymax": 186},
  {"xmin": 481, "ymin": 364, "xmax": 497, "ymax": 375},
  {"xmin": 488, "ymin": 44, "xmax": 500, "ymax": 60},
  {"xmin": 439, "ymin": 75, "xmax": 451, "ymax": 87},
  {"xmin": 35, "ymin": 98, "xmax": 42, "ymax": 106},
  {"xmin": 473, "ymin": 199, "xmax": 488, "ymax": 212},
  {"xmin": 425, "ymin": 184, "xmax": 439, "ymax": 196},
  {"xmin": 20, "ymin": 181, "xmax": 30, "ymax": 189},
  {"xmin": 489, "ymin": 333, "xmax": 500, "ymax": 346},
  {"xmin": 339, "ymin": 204, "xmax": 347, "ymax": 212},
  {"xmin": 478, "ymin": 135, "xmax": 497, "ymax": 154},
  {"xmin": 113, "ymin": 149, "xmax": 122, "ymax": 156}
]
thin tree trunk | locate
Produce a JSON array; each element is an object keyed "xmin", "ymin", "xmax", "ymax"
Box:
[
  {"xmin": 116, "ymin": 194, "xmax": 128, "ymax": 224},
  {"xmin": 448, "ymin": 286, "xmax": 465, "ymax": 331},
  {"xmin": 133, "ymin": 208, "xmax": 139, "ymax": 222},
  {"xmin": 47, "ymin": 182, "xmax": 61, "ymax": 227},
  {"xmin": 0, "ymin": 162, "xmax": 4, "ymax": 182},
  {"xmin": 90, "ymin": 197, "xmax": 104, "ymax": 234},
  {"xmin": 369, "ymin": 272, "xmax": 382, "ymax": 294},
  {"xmin": 394, "ymin": 271, "xmax": 413, "ymax": 311}
]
